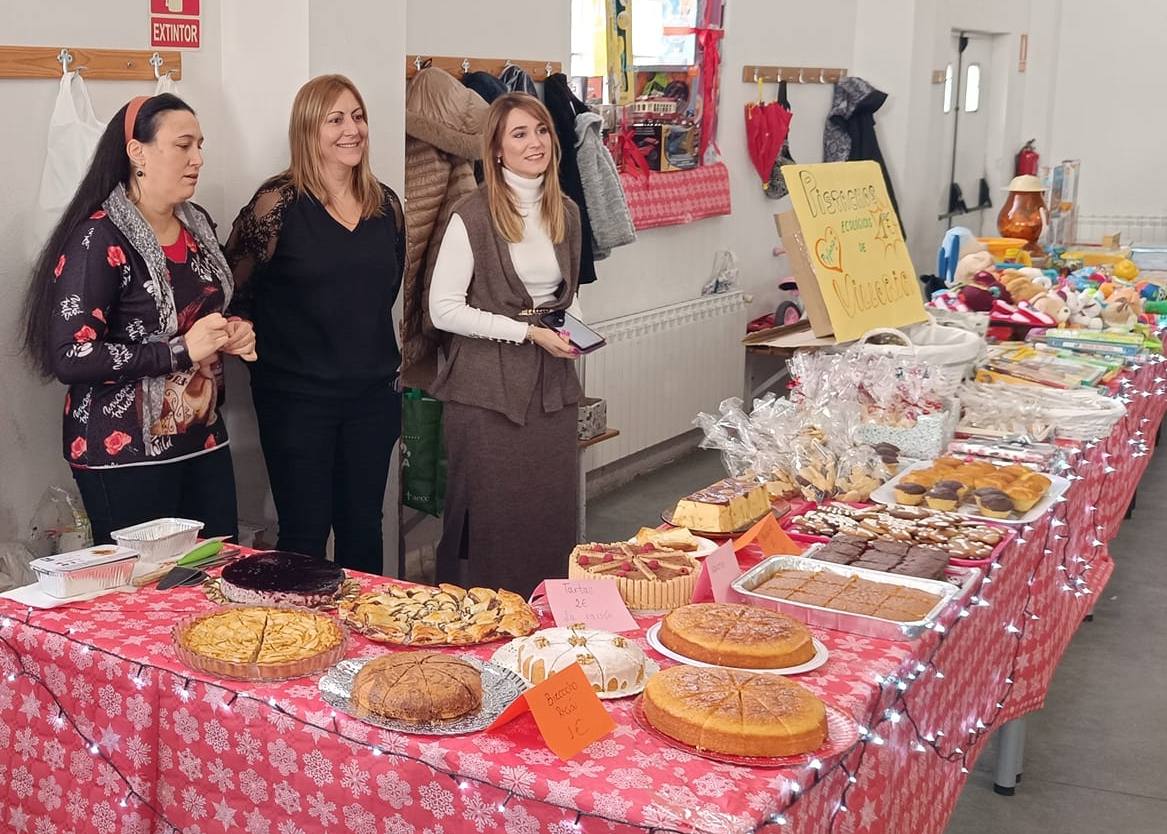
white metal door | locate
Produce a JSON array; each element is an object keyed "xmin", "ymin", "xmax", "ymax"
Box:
[{"xmin": 940, "ymin": 32, "xmax": 995, "ymax": 236}]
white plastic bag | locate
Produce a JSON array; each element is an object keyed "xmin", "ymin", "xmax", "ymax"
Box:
[
  {"xmin": 702, "ymin": 250, "xmax": 739, "ymax": 295},
  {"xmin": 29, "ymin": 72, "xmax": 107, "ymax": 260},
  {"xmin": 154, "ymin": 72, "xmax": 180, "ymax": 97}
]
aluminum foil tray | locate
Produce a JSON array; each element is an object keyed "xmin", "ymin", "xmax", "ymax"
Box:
[{"xmin": 729, "ymin": 549, "xmax": 981, "ymax": 641}]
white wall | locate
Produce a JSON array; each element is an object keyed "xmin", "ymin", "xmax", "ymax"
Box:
[{"xmin": 1046, "ymin": 0, "xmax": 1167, "ymax": 217}]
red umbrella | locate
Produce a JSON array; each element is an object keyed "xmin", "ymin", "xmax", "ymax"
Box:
[{"xmin": 745, "ymin": 97, "xmax": 792, "ymax": 185}]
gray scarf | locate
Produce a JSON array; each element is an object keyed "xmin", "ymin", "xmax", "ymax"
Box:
[{"xmin": 101, "ymin": 183, "xmax": 234, "ymax": 455}]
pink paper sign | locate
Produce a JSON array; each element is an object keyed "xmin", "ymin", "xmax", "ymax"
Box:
[
  {"xmin": 543, "ymin": 579, "xmax": 639, "ymax": 633},
  {"xmin": 691, "ymin": 541, "xmax": 742, "ymax": 603}
]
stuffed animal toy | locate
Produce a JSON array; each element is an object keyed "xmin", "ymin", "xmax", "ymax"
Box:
[
  {"xmin": 958, "ymin": 270, "xmax": 1012, "ymax": 312},
  {"xmin": 1109, "ymin": 285, "xmax": 1143, "ymax": 313},
  {"xmin": 1030, "ymin": 290, "xmax": 1071, "ymax": 326},
  {"xmin": 1072, "ymin": 289, "xmax": 1104, "ymax": 330},
  {"xmin": 953, "ymin": 251, "xmax": 996, "ymax": 287},
  {"xmin": 1001, "ymin": 270, "xmax": 1042, "ymax": 302},
  {"xmin": 1101, "ymin": 297, "xmax": 1138, "ymax": 329}
]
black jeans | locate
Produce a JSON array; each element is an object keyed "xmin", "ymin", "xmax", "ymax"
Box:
[
  {"xmin": 252, "ymin": 382, "xmax": 400, "ymax": 575},
  {"xmin": 73, "ymin": 447, "xmax": 239, "ymax": 545}
]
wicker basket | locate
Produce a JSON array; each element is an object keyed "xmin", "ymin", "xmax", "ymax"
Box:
[
  {"xmin": 857, "ymin": 316, "xmax": 985, "ymax": 398},
  {"xmin": 957, "ymin": 382, "xmax": 1126, "ymax": 441}
]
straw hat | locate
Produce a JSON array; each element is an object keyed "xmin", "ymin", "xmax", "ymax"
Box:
[{"xmin": 1004, "ymin": 175, "xmax": 1045, "ymax": 192}]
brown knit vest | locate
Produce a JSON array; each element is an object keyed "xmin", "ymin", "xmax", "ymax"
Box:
[{"xmin": 428, "ymin": 185, "xmax": 582, "ymax": 425}]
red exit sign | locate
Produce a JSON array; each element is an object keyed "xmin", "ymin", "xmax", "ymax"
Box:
[{"xmin": 150, "ymin": 0, "xmax": 201, "ymax": 50}]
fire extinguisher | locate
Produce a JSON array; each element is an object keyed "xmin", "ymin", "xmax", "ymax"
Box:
[{"xmin": 1015, "ymin": 139, "xmax": 1039, "ymax": 176}]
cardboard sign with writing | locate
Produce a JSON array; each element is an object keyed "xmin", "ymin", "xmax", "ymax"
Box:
[
  {"xmin": 734, "ymin": 514, "xmax": 802, "ymax": 557},
  {"xmin": 487, "ymin": 663, "xmax": 615, "ymax": 760},
  {"xmin": 776, "ymin": 161, "xmax": 927, "ymax": 342},
  {"xmin": 691, "ymin": 541, "xmax": 741, "ymax": 603},
  {"xmin": 543, "ymin": 579, "xmax": 639, "ymax": 633}
]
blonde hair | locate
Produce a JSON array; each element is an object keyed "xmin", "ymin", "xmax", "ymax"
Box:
[
  {"xmin": 482, "ymin": 94, "xmax": 566, "ymax": 244},
  {"xmin": 286, "ymin": 74, "xmax": 383, "ymax": 218}
]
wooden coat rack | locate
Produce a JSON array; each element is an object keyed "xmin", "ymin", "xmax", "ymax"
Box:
[
  {"xmin": 406, "ymin": 54, "xmax": 561, "ymax": 81},
  {"xmin": 741, "ymin": 65, "xmax": 847, "ymax": 84},
  {"xmin": 0, "ymin": 45, "xmax": 182, "ymax": 80}
]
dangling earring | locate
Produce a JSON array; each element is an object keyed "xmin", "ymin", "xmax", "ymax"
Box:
[{"xmin": 496, "ymin": 157, "xmax": 502, "ymax": 164}]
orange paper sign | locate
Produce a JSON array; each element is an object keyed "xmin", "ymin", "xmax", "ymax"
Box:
[
  {"xmin": 487, "ymin": 663, "xmax": 615, "ymax": 760},
  {"xmin": 734, "ymin": 513, "xmax": 802, "ymax": 556}
]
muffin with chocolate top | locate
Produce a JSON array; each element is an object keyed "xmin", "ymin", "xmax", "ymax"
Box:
[
  {"xmin": 977, "ymin": 489, "xmax": 1015, "ymax": 519},
  {"xmin": 893, "ymin": 481, "xmax": 928, "ymax": 506},
  {"xmin": 924, "ymin": 485, "xmax": 960, "ymax": 512}
]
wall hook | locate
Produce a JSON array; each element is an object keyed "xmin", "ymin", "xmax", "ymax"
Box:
[{"xmin": 57, "ymin": 48, "xmax": 73, "ymax": 75}]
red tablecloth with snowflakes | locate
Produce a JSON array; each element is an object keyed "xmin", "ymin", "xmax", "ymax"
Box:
[{"xmin": 2, "ymin": 360, "xmax": 1164, "ymax": 834}]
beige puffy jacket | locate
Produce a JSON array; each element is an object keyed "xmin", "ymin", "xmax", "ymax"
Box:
[{"xmin": 401, "ymin": 68, "xmax": 488, "ymax": 388}]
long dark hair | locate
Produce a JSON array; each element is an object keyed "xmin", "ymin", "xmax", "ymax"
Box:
[{"xmin": 21, "ymin": 93, "xmax": 195, "ymax": 378}]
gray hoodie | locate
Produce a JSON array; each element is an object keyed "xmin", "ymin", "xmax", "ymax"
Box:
[{"xmin": 574, "ymin": 111, "xmax": 636, "ymax": 259}]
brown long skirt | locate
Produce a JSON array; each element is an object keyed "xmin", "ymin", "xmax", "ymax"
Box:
[{"xmin": 435, "ymin": 397, "xmax": 578, "ymax": 598}]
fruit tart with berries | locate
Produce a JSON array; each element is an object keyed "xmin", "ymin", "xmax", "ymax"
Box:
[{"xmin": 567, "ymin": 542, "xmax": 699, "ymax": 612}]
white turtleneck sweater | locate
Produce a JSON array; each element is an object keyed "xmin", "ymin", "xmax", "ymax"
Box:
[{"xmin": 429, "ymin": 167, "xmax": 581, "ymax": 344}]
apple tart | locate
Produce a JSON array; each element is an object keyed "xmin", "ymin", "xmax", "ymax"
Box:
[
  {"xmin": 339, "ymin": 583, "xmax": 539, "ymax": 646},
  {"xmin": 173, "ymin": 606, "xmax": 346, "ymax": 681}
]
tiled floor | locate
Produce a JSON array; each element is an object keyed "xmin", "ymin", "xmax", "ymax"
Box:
[{"xmin": 585, "ymin": 448, "xmax": 1167, "ymax": 834}]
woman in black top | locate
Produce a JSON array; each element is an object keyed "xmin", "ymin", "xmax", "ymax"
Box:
[
  {"xmin": 226, "ymin": 75, "xmax": 404, "ymax": 575},
  {"xmin": 21, "ymin": 94, "xmax": 256, "ymax": 543}
]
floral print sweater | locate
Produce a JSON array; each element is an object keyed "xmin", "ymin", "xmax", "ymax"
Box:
[{"xmin": 51, "ymin": 210, "xmax": 229, "ymax": 468}]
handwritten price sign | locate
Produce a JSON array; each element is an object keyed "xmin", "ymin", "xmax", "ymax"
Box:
[
  {"xmin": 543, "ymin": 579, "xmax": 639, "ymax": 633},
  {"xmin": 487, "ymin": 663, "xmax": 615, "ymax": 760}
]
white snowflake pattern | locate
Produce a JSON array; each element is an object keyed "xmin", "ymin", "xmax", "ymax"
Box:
[
  {"xmin": 499, "ymin": 764, "xmax": 537, "ymax": 795},
  {"xmin": 179, "ymin": 749, "xmax": 205, "ymax": 781},
  {"xmin": 244, "ymin": 809, "xmax": 270, "ymax": 834},
  {"xmin": 42, "ymin": 634, "xmax": 67, "ymax": 659},
  {"xmin": 182, "ymin": 785, "xmax": 207, "ymax": 819},
  {"xmin": 19, "ymin": 692, "xmax": 42, "ymax": 721},
  {"xmin": 212, "ymin": 799, "xmax": 238, "ymax": 831},
  {"xmin": 96, "ymin": 761, "xmax": 121, "ymax": 796},
  {"xmin": 36, "ymin": 777, "xmax": 62, "ymax": 811},
  {"xmin": 338, "ymin": 759, "xmax": 369, "ymax": 797},
  {"xmin": 302, "ymin": 748, "xmax": 334, "ymax": 786},
  {"xmin": 208, "ymin": 758, "xmax": 234, "ymax": 792},
  {"xmin": 264, "ymin": 707, "xmax": 297, "ymax": 734},
  {"xmin": 235, "ymin": 730, "xmax": 262, "ymax": 764},
  {"xmin": 516, "ymin": 748, "xmax": 558, "ymax": 767},
  {"xmin": 306, "ymin": 791, "xmax": 337, "ymax": 827},
  {"xmin": 503, "ymin": 805, "xmax": 540, "ymax": 834},
  {"xmin": 69, "ymin": 676, "xmax": 92, "ymax": 704},
  {"xmin": 606, "ymin": 767, "xmax": 648, "ymax": 790},
  {"xmin": 461, "ymin": 793, "xmax": 498, "ymax": 833},
  {"xmin": 277, "ymin": 823, "xmax": 306, "ymax": 834},
  {"xmin": 42, "ymin": 664, "xmax": 67, "ymax": 697},
  {"xmin": 657, "ymin": 783, "xmax": 700, "ymax": 809},
  {"xmin": 377, "ymin": 770, "xmax": 413, "ymax": 809},
  {"xmin": 97, "ymin": 685, "xmax": 122, "ymax": 717},
  {"xmin": 91, "ymin": 801, "xmax": 116, "ymax": 834},
  {"xmin": 159, "ymin": 742, "xmax": 174, "ymax": 771},
  {"xmin": 35, "ymin": 817, "xmax": 58, "ymax": 834},
  {"xmin": 125, "ymin": 735, "xmax": 151, "ymax": 770},
  {"xmin": 14, "ymin": 727, "xmax": 37, "ymax": 760},
  {"xmin": 239, "ymin": 769, "xmax": 268, "ymax": 804},
  {"xmin": 66, "ymin": 787, "xmax": 88, "ymax": 821},
  {"xmin": 456, "ymin": 751, "xmax": 491, "ymax": 781},
  {"xmin": 473, "ymin": 735, "xmax": 512, "ymax": 755},
  {"xmin": 544, "ymin": 779, "xmax": 582, "ymax": 806},
  {"xmin": 121, "ymin": 812, "xmax": 151, "ymax": 834},
  {"xmin": 418, "ymin": 781, "xmax": 454, "ymax": 819},
  {"xmin": 343, "ymin": 804, "xmax": 379, "ymax": 834},
  {"xmin": 267, "ymin": 738, "xmax": 298, "ymax": 775},
  {"xmin": 42, "ymin": 739, "xmax": 66, "ymax": 771},
  {"xmin": 59, "ymin": 294, "xmax": 83, "ymax": 319},
  {"xmin": 273, "ymin": 781, "xmax": 301, "ymax": 815},
  {"xmin": 157, "ymin": 779, "xmax": 176, "ymax": 808},
  {"xmin": 10, "ymin": 766, "xmax": 33, "ymax": 799},
  {"xmin": 584, "ymin": 738, "xmax": 623, "ymax": 759},
  {"xmin": 562, "ymin": 760, "xmax": 603, "ymax": 779},
  {"xmin": 592, "ymin": 790, "xmax": 633, "ymax": 821},
  {"xmin": 173, "ymin": 707, "xmax": 200, "ymax": 744},
  {"xmin": 692, "ymin": 771, "xmax": 735, "ymax": 798},
  {"xmin": 642, "ymin": 804, "xmax": 683, "ymax": 829},
  {"xmin": 124, "ymin": 694, "xmax": 152, "ymax": 731}
]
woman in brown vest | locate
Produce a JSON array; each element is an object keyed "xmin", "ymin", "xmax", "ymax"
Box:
[{"xmin": 427, "ymin": 93, "xmax": 583, "ymax": 596}]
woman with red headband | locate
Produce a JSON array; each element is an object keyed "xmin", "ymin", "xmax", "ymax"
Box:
[{"xmin": 21, "ymin": 94, "xmax": 254, "ymax": 544}]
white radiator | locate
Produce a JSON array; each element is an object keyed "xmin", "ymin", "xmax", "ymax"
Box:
[
  {"xmin": 582, "ymin": 292, "xmax": 747, "ymax": 470},
  {"xmin": 1076, "ymin": 214, "xmax": 1167, "ymax": 245}
]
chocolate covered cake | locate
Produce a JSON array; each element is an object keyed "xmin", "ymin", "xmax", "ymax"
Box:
[{"xmin": 220, "ymin": 551, "xmax": 345, "ymax": 607}]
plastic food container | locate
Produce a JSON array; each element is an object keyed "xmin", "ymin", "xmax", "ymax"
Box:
[
  {"xmin": 111, "ymin": 517, "xmax": 203, "ymax": 564},
  {"xmin": 30, "ymin": 545, "xmax": 139, "ymax": 598}
]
